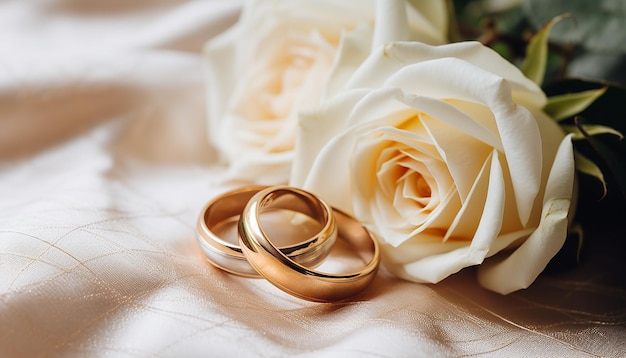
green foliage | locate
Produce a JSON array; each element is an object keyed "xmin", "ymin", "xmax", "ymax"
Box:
[
  {"xmin": 453, "ymin": 0, "xmax": 626, "ymax": 85},
  {"xmin": 544, "ymin": 87, "xmax": 606, "ymax": 121},
  {"xmin": 561, "ymin": 124, "xmax": 623, "ymax": 140},
  {"xmin": 524, "ymin": 0, "xmax": 626, "ymax": 85},
  {"xmin": 521, "ymin": 15, "xmax": 569, "ymax": 85},
  {"xmin": 574, "ymin": 150, "xmax": 607, "ymax": 198},
  {"xmin": 525, "ymin": 0, "xmax": 626, "ymax": 53},
  {"xmin": 545, "ymin": 80, "xmax": 626, "ymax": 202}
]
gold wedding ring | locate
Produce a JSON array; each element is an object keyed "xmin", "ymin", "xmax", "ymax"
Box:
[
  {"xmin": 239, "ymin": 186, "xmax": 380, "ymax": 302},
  {"xmin": 197, "ymin": 186, "xmax": 337, "ymax": 277}
]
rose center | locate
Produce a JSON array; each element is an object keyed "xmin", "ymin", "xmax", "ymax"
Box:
[
  {"xmin": 254, "ymin": 31, "xmax": 336, "ymax": 121},
  {"xmin": 415, "ymin": 174, "xmax": 432, "ymax": 200},
  {"xmin": 396, "ymin": 157, "xmax": 435, "ymax": 211}
]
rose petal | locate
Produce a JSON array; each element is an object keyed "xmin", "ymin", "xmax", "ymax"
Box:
[
  {"xmin": 346, "ymin": 42, "xmax": 546, "ymax": 108},
  {"xmin": 291, "ymin": 89, "xmax": 366, "ymax": 187},
  {"xmin": 372, "ymin": 0, "xmax": 410, "ymax": 49},
  {"xmin": 415, "ymin": 99, "xmax": 494, "ymax": 200},
  {"xmin": 443, "ymin": 151, "xmax": 493, "ymax": 241},
  {"xmin": 404, "ymin": 95, "xmax": 502, "ymax": 152},
  {"xmin": 370, "ymin": 186, "xmax": 459, "ymax": 247},
  {"xmin": 477, "ymin": 135, "xmax": 575, "ymax": 294},
  {"xmin": 324, "ymin": 25, "xmax": 373, "ymax": 98}
]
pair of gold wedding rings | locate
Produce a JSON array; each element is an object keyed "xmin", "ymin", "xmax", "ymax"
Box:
[{"xmin": 196, "ymin": 185, "xmax": 380, "ymax": 302}]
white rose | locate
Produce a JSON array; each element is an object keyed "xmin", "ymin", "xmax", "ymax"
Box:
[
  {"xmin": 290, "ymin": 41, "xmax": 576, "ymax": 294},
  {"xmin": 204, "ymin": 0, "xmax": 448, "ymax": 184}
]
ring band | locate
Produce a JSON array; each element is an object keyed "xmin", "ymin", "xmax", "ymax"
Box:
[
  {"xmin": 239, "ymin": 186, "xmax": 380, "ymax": 302},
  {"xmin": 197, "ymin": 185, "xmax": 337, "ymax": 277}
]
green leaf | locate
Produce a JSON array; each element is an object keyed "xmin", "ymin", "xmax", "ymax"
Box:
[
  {"xmin": 545, "ymin": 87, "xmax": 607, "ymax": 121},
  {"xmin": 543, "ymin": 79, "xmax": 626, "ymax": 135},
  {"xmin": 524, "ymin": 0, "xmax": 626, "ymax": 53},
  {"xmin": 544, "ymin": 80, "xmax": 626, "ymax": 203},
  {"xmin": 574, "ymin": 116, "xmax": 626, "ymax": 202},
  {"xmin": 521, "ymin": 14, "xmax": 569, "ymax": 85},
  {"xmin": 583, "ymin": 133, "xmax": 626, "ymax": 203},
  {"xmin": 574, "ymin": 150, "xmax": 607, "ymax": 198},
  {"xmin": 561, "ymin": 124, "xmax": 623, "ymax": 140}
]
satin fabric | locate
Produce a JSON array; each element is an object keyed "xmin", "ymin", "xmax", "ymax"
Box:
[{"xmin": 1, "ymin": 1, "xmax": 625, "ymax": 356}]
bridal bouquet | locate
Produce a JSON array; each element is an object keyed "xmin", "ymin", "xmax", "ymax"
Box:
[{"xmin": 202, "ymin": 0, "xmax": 625, "ymax": 294}]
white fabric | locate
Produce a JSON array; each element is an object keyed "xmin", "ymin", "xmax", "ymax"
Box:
[{"xmin": 1, "ymin": 1, "xmax": 625, "ymax": 357}]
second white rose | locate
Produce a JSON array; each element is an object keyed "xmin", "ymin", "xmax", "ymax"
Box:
[{"xmin": 204, "ymin": 0, "xmax": 448, "ymax": 183}]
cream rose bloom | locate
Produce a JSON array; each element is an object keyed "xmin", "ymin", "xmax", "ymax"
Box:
[
  {"xmin": 290, "ymin": 41, "xmax": 576, "ymax": 294},
  {"xmin": 204, "ymin": 0, "xmax": 448, "ymax": 184}
]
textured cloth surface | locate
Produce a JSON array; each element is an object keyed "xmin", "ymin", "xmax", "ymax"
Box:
[{"xmin": 1, "ymin": 1, "xmax": 625, "ymax": 357}]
